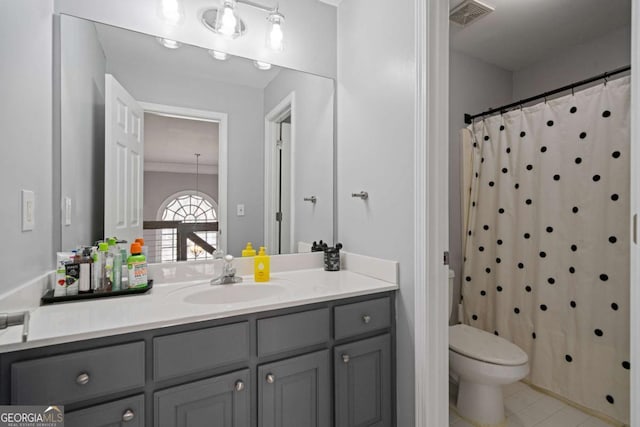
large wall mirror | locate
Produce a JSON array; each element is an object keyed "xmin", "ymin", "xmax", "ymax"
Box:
[{"xmin": 58, "ymin": 14, "xmax": 334, "ymax": 262}]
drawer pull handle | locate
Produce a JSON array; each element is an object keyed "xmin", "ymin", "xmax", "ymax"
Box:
[
  {"xmin": 76, "ymin": 372, "xmax": 90, "ymax": 385},
  {"xmin": 362, "ymin": 315, "xmax": 371, "ymax": 324},
  {"xmin": 122, "ymin": 409, "xmax": 135, "ymax": 422},
  {"xmin": 235, "ymin": 380, "xmax": 245, "ymax": 392},
  {"xmin": 266, "ymin": 373, "xmax": 275, "ymax": 384},
  {"xmin": 342, "ymin": 354, "xmax": 350, "ymax": 364}
]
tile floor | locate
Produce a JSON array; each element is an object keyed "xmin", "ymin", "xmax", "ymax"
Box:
[{"xmin": 449, "ymin": 381, "xmax": 615, "ymax": 427}]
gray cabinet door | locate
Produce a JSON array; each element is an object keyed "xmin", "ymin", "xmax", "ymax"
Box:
[
  {"xmin": 258, "ymin": 350, "xmax": 330, "ymax": 427},
  {"xmin": 334, "ymin": 334, "xmax": 391, "ymax": 427},
  {"xmin": 65, "ymin": 394, "xmax": 144, "ymax": 427},
  {"xmin": 154, "ymin": 369, "xmax": 250, "ymax": 427}
]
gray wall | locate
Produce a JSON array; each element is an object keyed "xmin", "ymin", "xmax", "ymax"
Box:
[
  {"xmin": 513, "ymin": 25, "xmax": 631, "ymax": 100},
  {"xmin": 337, "ymin": 0, "xmax": 416, "ymax": 425},
  {"xmin": 144, "ymin": 171, "xmax": 218, "ymax": 221},
  {"xmin": 106, "ymin": 61, "xmax": 264, "ymax": 257},
  {"xmin": 264, "ymin": 68, "xmax": 334, "ymax": 247},
  {"xmin": 448, "ymin": 50, "xmax": 513, "ymax": 323},
  {"xmin": 60, "ymin": 14, "xmax": 106, "ymax": 249},
  {"xmin": 54, "ymin": 0, "xmax": 337, "ymax": 79},
  {"xmin": 0, "ymin": 0, "xmax": 55, "ymax": 296}
]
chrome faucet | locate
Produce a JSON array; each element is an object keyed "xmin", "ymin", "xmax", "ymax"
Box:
[{"xmin": 211, "ymin": 254, "xmax": 243, "ymax": 285}]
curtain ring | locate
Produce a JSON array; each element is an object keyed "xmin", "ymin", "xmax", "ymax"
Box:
[
  {"xmin": 604, "ymin": 73, "xmax": 609, "ymax": 86},
  {"xmin": 571, "ymin": 87, "xmax": 575, "ymax": 96}
]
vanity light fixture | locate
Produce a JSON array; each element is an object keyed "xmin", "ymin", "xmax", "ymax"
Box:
[
  {"xmin": 253, "ymin": 60, "xmax": 272, "ymax": 70},
  {"xmin": 208, "ymin": 49, "xmax": 229, "ymax": 61},
  {"xmin": 202, "ymin": 0, "xmax": 285, "ymax": 52},
  {"xmin": 157, "ymin": 37, "xmax": 182, "ymax": 49}
]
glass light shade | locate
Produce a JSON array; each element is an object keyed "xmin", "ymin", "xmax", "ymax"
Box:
[
  {"xmin": 266, "ymin": 11, "xmax": 284, "ymax": 52},
  {"xmin": 157, "ymin": 38, "xmax": 181, "ymax": 49},
  {"xmin": 215, "ymin": 0, "xmax": 243, "ymax": 38},
  {"xmin": 159, "ymin": 0, "xmax": 184, "ymax": 25},
  {"xmin": 254, "ymin": 60, "xmax": 272, "ymax": 71},
  {"xmin": 208, "ymin": 50, "xmax": 229, "ymax": 61}
]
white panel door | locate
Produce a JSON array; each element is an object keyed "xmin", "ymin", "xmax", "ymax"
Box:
[{"xmin": 104, "ymin": 74, "xmax": 143, "ymax": 245}]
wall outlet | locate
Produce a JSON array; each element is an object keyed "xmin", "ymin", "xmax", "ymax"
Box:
[
  {"xmin": 22, "ymin": 190, "xmax": 35, "ymax": 231},
  {"xmin": 237, "ymin": 204, "xmax": 245, "ymax": 216}
]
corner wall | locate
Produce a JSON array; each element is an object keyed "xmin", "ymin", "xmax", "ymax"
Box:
[{"xmin": 337, "ymin": 0, "xmax": 416, "ymax": 425}]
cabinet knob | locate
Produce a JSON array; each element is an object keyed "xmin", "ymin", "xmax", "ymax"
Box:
[
  {"xmin": 235, "ymin": 380, "xmax": 245, "ymax": 392},
  {"xmin": 342, "ymin": 354, "xmax": 350, "ymax": 364},
  {"xmin": 76, "ymin": 372, "xmax": 90, "ymax": 385},
  {"xmin": 122, "ymin": 409, "xmax": 135, "ymax": 422},
  {"xmin": 362, "ymin": 315, "xmax": 371, "ymax": 324},
  {"xmin": 266, "ymin": 373, "xmax": 275, "ymax": 384}
]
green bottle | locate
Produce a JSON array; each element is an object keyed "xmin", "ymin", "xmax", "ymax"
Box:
[{"xmin": 127, "ymin": 242, "xmax": 148, "ymax": 288}]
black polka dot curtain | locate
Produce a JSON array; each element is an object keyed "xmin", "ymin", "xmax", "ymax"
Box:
[{"xmin": 461, "ymin": 76, "xmax": 630, "ymax": 423}]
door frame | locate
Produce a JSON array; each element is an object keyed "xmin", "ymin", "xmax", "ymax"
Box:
[
  {"xmin": 138, "ymin": 102, "xmax": 228, "ymax": 254},
  {"xmin": 264, "ymin": 92, "xmax": 296, "ymax": 255},
  {"xmin": 415, "ymin": 0, "xmax": 450, "ymax": 426}
]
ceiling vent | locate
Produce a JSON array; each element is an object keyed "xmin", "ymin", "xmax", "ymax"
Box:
[{"xmin": 450, "ymin": 0, "xmax": 495, "ymax": 27}]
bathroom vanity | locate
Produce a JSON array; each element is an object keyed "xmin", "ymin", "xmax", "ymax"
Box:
[{"xmin": 0, "ymin": 256, "xmax": 397, "ymax": 427}]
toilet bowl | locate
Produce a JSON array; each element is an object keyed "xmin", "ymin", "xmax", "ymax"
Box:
[{"xmin": 449, "ymin": 271, "xmax": 529, "ymax": 426}]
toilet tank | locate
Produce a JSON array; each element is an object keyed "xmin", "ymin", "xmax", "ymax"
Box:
[{"xmin": 449, "ymin": 269, "xmax": 455, "ymax": 318}]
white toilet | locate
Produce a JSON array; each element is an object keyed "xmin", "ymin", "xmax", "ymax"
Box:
[{"xmin": 449, "ymin": 270, "xmax": 530, "ymax": 426}]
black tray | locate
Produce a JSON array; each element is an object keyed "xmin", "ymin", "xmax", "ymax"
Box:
[{"xmin": 41, "ymin": 280, "xmax": 153, "ymax": 305}]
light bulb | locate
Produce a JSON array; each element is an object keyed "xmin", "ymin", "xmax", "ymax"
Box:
[
  {"xmin": 219, "ymin": 3, "xmax": 238, "ymax": 37},
  {"xmin": 160, "ymin": 0, "xmax": 184, "ymax": 25},
  {"xmin": 254, "ymin": 61, "xmax": 272, "ymax": 71},
  {"xmin": 208, "ymin": 50, "xmax": 229, "ymax": 61},
  {"xmin": 266, "ymin": 11, "xmax": 285, "ymax": 52}
]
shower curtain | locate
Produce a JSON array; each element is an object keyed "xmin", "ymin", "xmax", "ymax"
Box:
[{"xmin": 461, "ymin": 76, "xmax": 630, "ymax": 423}]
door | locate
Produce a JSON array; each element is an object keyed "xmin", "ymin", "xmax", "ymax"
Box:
[
  {"xmin": 105, "ymin": 74, "xmax": 144, "ymax": 245},
  {"xmin": 154, "ymin": 369, "xmax": 250, "ymax": 427},
  {"xmin": 65, "ymin": 394, "xmax": 144, "ymax": 427},
  {"xmin": 334, "ymin": 334, "xmax": 391, "ymax": 427},
  {"xmin": 258, "ymin": 350, "xmax": 330, "ymax": 427}
]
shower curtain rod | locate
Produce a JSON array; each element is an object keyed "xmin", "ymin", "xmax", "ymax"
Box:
[{"xmin": 464, "ymin": 65, "xmax": 631, "ymax": 124}]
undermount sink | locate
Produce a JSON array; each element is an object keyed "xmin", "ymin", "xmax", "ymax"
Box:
[{"xmin": 182, "ymin": 284, "xmax": 286, "ymax": 305}]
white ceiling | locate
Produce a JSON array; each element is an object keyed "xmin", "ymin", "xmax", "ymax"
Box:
[
  {"xmin": 94, "ymin": 22, "xmax": 282, "ymax": 89},
  {"xmin": 450, "ymin": 0, "xmax": 631, "ymax": 71},
  {"xmin": 144, "ymin": 113, "xmax": 219, "ymax": 174}
]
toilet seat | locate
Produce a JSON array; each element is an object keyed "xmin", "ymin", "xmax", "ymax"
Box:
[{"xmin": 449, "ymin": 324, "xmax": 528, "ymax": 366}]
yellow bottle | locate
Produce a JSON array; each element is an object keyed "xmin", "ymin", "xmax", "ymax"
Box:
[
  {"xmin": 254, "ymin": 246, "xmax": 270, "ymax": 282},
  {"xmin": 242, "ymin": 242, "xmax": 257, "ymax": 257}
]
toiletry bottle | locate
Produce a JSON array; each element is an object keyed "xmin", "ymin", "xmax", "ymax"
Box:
[
  {"xmin": 128, "ymin": 242, "xmax": 148, "ymax": 288},
  {"xmin": 254, "ymin": 246, "xmax": 270, "ymax": 282},
  {"xmin": 118, "ymin": 240, "xmax": 129, "ymax": 287},
  {"xmin": 242, "ymin": 242, "xmax": 257, "ymax": 257},
  {"xmin": 54, "ymin": 261, "xmax": 67, "ymax": 297},
  {"xmin": 78, "ymin": 252, "xmax": 92, "ymax": 294},
  {"xmin": 97, "ymin": 242, "xmax": 111, "ymax": 292},
  {"xmin": 108, "ymin": 238, "xmax": 122, "ymax": 291}
]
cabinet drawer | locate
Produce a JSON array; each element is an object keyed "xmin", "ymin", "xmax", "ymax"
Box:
[
  {"xmin": 11, "ymin": 341, "xmax": 145, "ymax": 405},
  {"xmin": 66, "ymin": 394, "xmax": 145, "ymax": 427},
  {"xmin": 334, "ymin": 297, "xmax": 391, "ymax": 340},
  {"xmin": 257, "ymin": 308, "xmax": 330, "ymax": 357},
  {"xmin": 154, "ymin": 321, "xmax": 249, "ymax": 381}
]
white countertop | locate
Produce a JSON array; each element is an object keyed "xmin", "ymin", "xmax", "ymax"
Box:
[{"xmin": 0, "ymin": 255, "xmax": 398, "ymax": 353}]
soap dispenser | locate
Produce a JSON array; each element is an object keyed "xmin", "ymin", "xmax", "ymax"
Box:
[
  {"xmin": 254, "ymin": 247, "xmax": 270, "ymax": 282},
  {"xmin": 242, "ymin": 242, "xmax": 257, "ymax": 257}
]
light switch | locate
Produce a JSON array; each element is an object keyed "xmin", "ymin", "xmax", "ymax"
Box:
[
  {"xmin": 22, "ymin": 190, "xmax": 35, "ymax": 231},
  {"xmin": 237, "ymin": 204, "xmax": 245, "ymax": 216},
  {"xmin": 65, "ymin": 197, "xmax": 72, "ymax": 226}
]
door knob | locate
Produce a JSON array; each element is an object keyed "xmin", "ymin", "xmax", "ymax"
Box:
[
  {"xmin": 362, "ymin": 315, "xmax": 371, "ymax": 324},
  {"xmin": 342, "ymin": 354, "xmax": 350, "ymax": 364},
  {"xmin": 235, "ymin": 380, "xmax": 245, "ymax": 391},
  {"xmin": 266, "ymin": 373, "xmax": 275, "ymax": 384}
]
